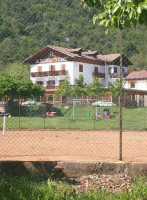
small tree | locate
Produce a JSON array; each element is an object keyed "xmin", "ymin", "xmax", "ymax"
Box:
[
  {"xmin": 85, "ymin": 76, "xmax": 104, "ymax": 97},
  {"xmin": 55, "ymin": 79, "xmax": 72, "ymax": 97},
  {"xmin": 108, "ymin": 79, "xmax": 126, "ymax": 97},
  {"xmin": 71, "ymin": 75, "xmax": 87, "ymax": 97}
]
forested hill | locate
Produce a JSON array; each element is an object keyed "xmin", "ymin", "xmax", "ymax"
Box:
[{"xmin": 0, "ymin": 0, "xmax": 146, "ymax": 71}]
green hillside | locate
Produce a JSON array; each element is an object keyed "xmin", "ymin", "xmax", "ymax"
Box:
[{"xmin": 0, "ymin": 0, "xmax": 146, "ymax": 71}]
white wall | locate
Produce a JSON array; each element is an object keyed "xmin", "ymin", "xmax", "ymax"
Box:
[
  {"xmin": 106, "ymin": 65, "xmax": 128, "ymax": 87},
  {"xmin": 30, "ymin": 61, "xmax": 74, "ymax": 87},
  {"xmin": 125, "ymin": 80, "xmax": 147, "ymax": 91},
  {"xmin": 30, "ymin": 61, "xmax": 128, "ymax": 89},
  {"xmin": 72, "ymin": 62, "xmax": 105, "ymax": 85}
]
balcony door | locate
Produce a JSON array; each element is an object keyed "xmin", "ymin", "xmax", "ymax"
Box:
[{"xmin": 49, "ymin": 65, "xmax": 55, "ymax": 71}]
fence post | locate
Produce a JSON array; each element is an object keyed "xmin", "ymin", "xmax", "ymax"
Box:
[
  {"xmin": 119, "ymin": 30, "xmax": 123, "ymax": 161},
  {"xmin": 69, "ymin": 105, "xmax": 71, "ymax": 129},
  {"xmin": 19, "ymin": 96, "xmax": 21, "ymax": 129},
  {"xmin": 144, "ymin": 101, "xmax": 146, "ymax": 130}
]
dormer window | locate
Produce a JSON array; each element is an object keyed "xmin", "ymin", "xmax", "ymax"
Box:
[{"xmin": 49, "ymin": 51, "xmax": 53, "ymax": 58}]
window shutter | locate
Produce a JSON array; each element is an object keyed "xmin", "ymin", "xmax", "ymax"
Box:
[
  {"xmin": 49, "ymin": 65, "xmax": 51, "ymax": 71},
  {"xmin": 38, "ymin": 66, "xmax": 42, "ymax": 72},
  {"xmin": 61, "ymin": 64, "xmax": 65, "ymax": 70},
  {"xmin": 79, "ymin": 64, "xmax": 83, "ymax": 72}
]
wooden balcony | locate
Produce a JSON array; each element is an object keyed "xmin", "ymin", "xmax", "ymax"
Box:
[
  {"xmin": 110, "ymin": 73, "xmax": 119, "ymax": 78},
  {"xmin": 46, "ymin": 86, "xmax": 59, "ymax": 90},
  {"xmin": 110, "ymin": 73, "xmax": 128, "ymax": 78},
  {"xmin": 93, "ymin": 73, "xmax": 105, "ymax": 78},
  {"xmin": 31, "ymin": 70, "xmax": 68, "ymax": 77}
]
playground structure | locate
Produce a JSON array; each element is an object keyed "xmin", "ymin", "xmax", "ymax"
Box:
[
  {"xmin": 71, "ymin": 99, "xmax": 97, "ymax": 119},
  {"xmin": 71, "ymin": 99, "xmax": 117, "ymax": 120}
]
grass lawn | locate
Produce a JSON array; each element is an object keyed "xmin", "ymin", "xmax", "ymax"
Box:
[
  {"xmin": 0, "ymin": 175, "xmax": 147, "ymax": 200},
  {"xmin": 0, "ymin": 106, "xmax": 146, "ymax": 130}
]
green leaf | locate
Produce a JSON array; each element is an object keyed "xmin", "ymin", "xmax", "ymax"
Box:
[
  {"xmin": 129, "ymin": 9, "xmax": 134, "ymax": 19},
  {"xmin": 137, "ymin": 5, "xmax": 142, "ymax": 14},
  {"xmin": 99, "ymin": 19, "xmax": 107, "ymax": 25},
  {"xmin": 112, "ymin": 6, "xmax": 120, "ymax": 14}
]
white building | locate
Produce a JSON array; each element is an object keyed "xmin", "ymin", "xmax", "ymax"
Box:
[
  {"xmin": 24, "ymin": 45, "xmax": 132, "ymax": 104},
  {"xmin": 125, "ymin": 70, "xmax": 147, "ymax": 91},
  {"xmin": 124, "ymin": 70, "xmax": 147, "ymax": 107}
]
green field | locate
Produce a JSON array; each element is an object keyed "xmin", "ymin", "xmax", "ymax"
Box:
[{"xmin": 0, "ymin": 106, "xmax": 147, "ymax": 130}]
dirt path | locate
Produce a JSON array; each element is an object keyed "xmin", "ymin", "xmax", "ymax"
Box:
[{"xmin": 0, "ymin": 130, "xmax": 147, "ymax": 162}]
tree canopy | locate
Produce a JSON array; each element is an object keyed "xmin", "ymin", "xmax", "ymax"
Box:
[
  {"xmin": 0, "ymin": 72, "xmax": 45, "ymax": 98},
  {"xmin": 108, "ymin": 79, "xmax": 126, "ymax": 97},
  {"xmin": 55, "ymin": 75, "xmax": 104, "ymax": 98},
  {"xmin": 82, "ymin": 0, "xmax": 147, "ymax": 30},
  {"xmin": 0, "ymin": 0, "xmax": 146, "ymax": 72}
]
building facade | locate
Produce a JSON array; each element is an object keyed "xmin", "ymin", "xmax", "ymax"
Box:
[
  {"xmin": 124, "ymin": 70, "xmax": 147, "ymax": 107},
  {"xmin": 24, "ymin": 45, "xmax": 132, "ymax": 104}
]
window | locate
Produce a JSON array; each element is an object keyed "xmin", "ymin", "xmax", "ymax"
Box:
[
  {"xmin": 36, "ymin": 81, "xmax": 43, "ymax": 85},
  {"xmin": 109, "ymin": 67, "xmax": 112, "ymax": 74},
  {"xmin": 131, "ymin": 82, "xmax": 135, "ymax": 88},
  {"xmin": 37, "ymin": 66, "xmax": 42, "ymax": 72},
  {"xmin": 47, "ymin": 80, "xmax": 55, "ymax": 86},
  {"xmin": 94, "ymin": 67, "xmax": 98, "ymax": 73},
  {"xmin": 49, "ymin": 65, "xmax": 55, "ymax": 71},
  {"xmin": 114, "ymin": 67, "xmax": 117, "ymax": 73},
  {"xmin": 49, "ymin": 51, "xmax": 53, "ymax": 58},
  {"xmin": 79, "ymin": 64, "xmax": 83, "ymax": 72},
  {"xmin": 48, "ymin": 95, "xmax": 53, "ymax": 102}
]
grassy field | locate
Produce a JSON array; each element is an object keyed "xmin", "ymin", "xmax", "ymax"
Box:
[
  {"xmin": 0, "ymin": 106, "xmax": 146, "ymax": 130},
  {"xmin": 0, "ymin": 176, "xmax": 147, "ymax": 200}
]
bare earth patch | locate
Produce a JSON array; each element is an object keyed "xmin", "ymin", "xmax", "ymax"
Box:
[
  {"xmin": 74, "ymin": 174, "xmax": 133, "ymax": 194},
  {"xmin": 0, "ymin": 130, "xmax": 147, "ymax": 162}
]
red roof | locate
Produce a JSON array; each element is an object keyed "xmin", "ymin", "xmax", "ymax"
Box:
[
  {"xmin": 23, "ymin": 45, "xmax": 132, "ymax": 66},
  {"xmin": 97, "ymin": 54, "xmax": 133, "ymax": 66},
  {"xmin": 125, "ymin": 70, "xmax": 147, "ymax": 80}
]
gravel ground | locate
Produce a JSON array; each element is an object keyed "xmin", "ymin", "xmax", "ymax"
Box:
[{"xmin": 72, "ymin": 174, "xmax": 133, "ymax": 194}]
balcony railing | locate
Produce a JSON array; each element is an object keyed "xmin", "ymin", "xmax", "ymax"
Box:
[
  {"xmin": 46, "ymin": 86, "xmax": 59, "ymax": 90},
  {"xmin": 110, "ymin": 73, "xmax": 128, "ymax": 78},
  {"xmin": 31, "ymin": 70, "xmax": 68, "ymax": 77},
  {"xmin": 110, "ymin": 73, "xmax": 119, "ymax": 78},
  {"xmin": 93, "ymin": 73, "xmax": 105, "ymax": 78}
]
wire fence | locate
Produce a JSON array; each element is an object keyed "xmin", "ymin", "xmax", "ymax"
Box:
[
  {"xmin": 0, "ymin": 92, "xmax": 147, "ymax": 162},
  {"xmin": 0, "ymin": 0, "xmax": 147, "ymax": 163}
]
